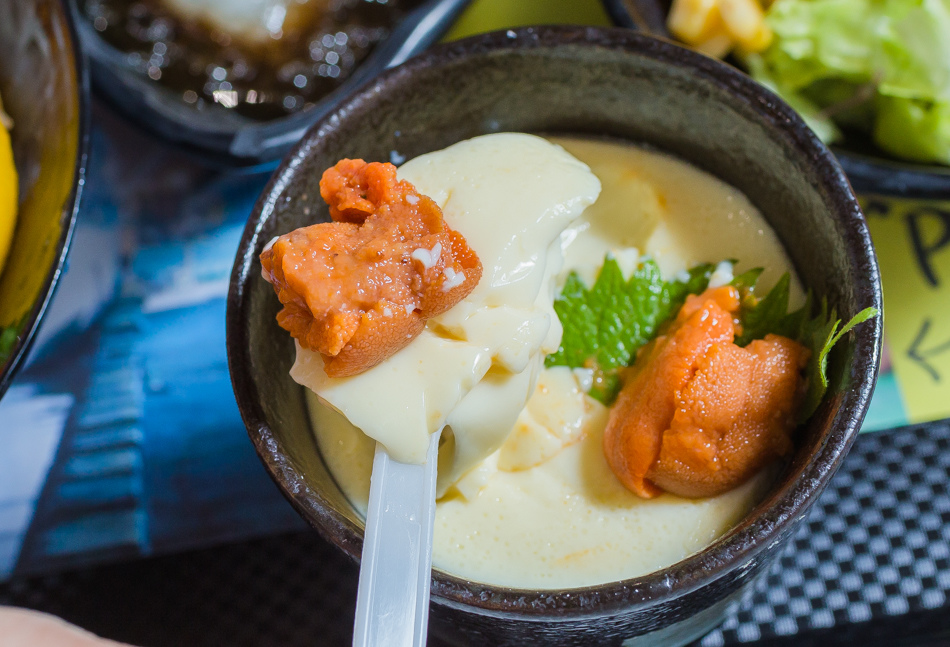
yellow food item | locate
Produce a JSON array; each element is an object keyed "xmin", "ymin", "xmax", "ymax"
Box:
[
  {"xmin": 0, "ymin": 108, "xmax": 16, "ymax": 275},
  {"xmin": 668, "ymin": 0, "xmax": 772, "ymax": 57},
  {"xmin": 718, "ymin": 0, "xmax": 770, "ymax": 50},
  {"xmin": 668, "ymin": 0, "xmax": 723, "ymax": 46}
]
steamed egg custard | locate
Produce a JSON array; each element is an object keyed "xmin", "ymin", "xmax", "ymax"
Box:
[{"xmin": 278, "ymin": 133, "xmax": 809, "ymax": 589}]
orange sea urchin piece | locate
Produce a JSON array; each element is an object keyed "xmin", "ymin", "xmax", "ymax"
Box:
[
  {"xmin": 602, "ymin": 285, "xmax": 808, "ymax": 499},
  {"xmin": 260, "ymin": 159, "xmax": 482, "ymax": 378}
]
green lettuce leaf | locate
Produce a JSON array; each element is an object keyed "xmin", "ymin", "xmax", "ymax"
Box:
[
  {"xmin": 746, "ymin": 0, "xmax": 950, "ymax": 164},
  {"xmin": 874, "ymin": 95, "xmax": 950, "ymax": 164}
]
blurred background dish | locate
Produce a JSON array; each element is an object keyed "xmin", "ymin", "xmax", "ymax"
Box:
[
  {"xmin": 0, "ymin": 0, "xmax": 89, "ymax": 399},
  {"xmin": 76, "ymin": 0, "xmax": 471, "ymax": 166},
  {"xmin": 602, "ymin": 0, "xmax": 950, "ymax": 200}
]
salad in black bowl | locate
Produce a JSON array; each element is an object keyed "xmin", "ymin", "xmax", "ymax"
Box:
[{"xmin": 604, "ymin": 0, "xmax": 950, "ymax": 199}]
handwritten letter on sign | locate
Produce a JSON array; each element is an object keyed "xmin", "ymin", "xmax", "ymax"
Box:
[{"xmin": 866, "ymin": 198, "xmax": 950, "ymax": 425}]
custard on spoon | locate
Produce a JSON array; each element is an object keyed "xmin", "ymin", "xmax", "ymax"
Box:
[{"xmin": 261, "ymin": 159, "xmax": 482, "ymax": 377}]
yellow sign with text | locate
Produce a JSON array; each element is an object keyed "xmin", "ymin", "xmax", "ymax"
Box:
[{"xmin": 865, "ymin": 197, "xmax": 950, "ymax": 424}]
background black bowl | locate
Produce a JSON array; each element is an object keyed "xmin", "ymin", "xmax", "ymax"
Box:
[
  {"xmin": 76, "ymin": 0, "xmax": 471, "ymax": 167},
  {"xmin": 227, "ymin": 26, "xmax": 882, "ymax": 646},
  {"xmin": 0, "ymin": 0, "xmax": 89, "ymax": 400},
  {"xmin": 602, "ymin": 0, "xmax": 950, "ymax": 201}
]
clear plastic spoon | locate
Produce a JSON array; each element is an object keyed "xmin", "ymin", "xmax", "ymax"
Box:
[{"xmin": 352, "ymin": 429, "xmax": 441, "ymax": 647}]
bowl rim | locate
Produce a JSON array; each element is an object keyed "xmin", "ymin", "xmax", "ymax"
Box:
[
  {"xmin": 602, "ymin": 0, "xmax": 950, "ymax": 199},
  {"xmin": 75, "ymin": 0, "xmax": 472, "ymax": 167},
  {"xmin": 0, "ymin": 0, "xmax": 90, "ymax": 400},
  {"xmin": 227, "ymin": 25, "xmax": 883, "ymax": 619}
]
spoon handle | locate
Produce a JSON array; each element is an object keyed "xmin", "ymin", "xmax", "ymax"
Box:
[{"xmin": 353, "ymin": 430, "xmax": 441, "ymax": 647}]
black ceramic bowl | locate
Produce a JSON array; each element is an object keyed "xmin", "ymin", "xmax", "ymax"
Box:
[
  {"xmin": 0, "ymin": 0, "xmax": 88, "ymax": 399},
  {"xmin": 227, "ymin": 26, "xmax": 883, "ymax": 646},
  {"xmin": 602, "ymin": 0, "xmax": 950, "ymax": 202},
  {"xmin": 76, "ymin": 0, "xmax": 470, "ymax": 167}
]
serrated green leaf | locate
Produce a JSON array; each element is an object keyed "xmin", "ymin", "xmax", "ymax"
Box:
[
  {"xmin": 661, "ymin": 263, "xmax": 714, "ymax": 325},
  {"xmin": 798, "ymin": 307, "xmax": 841, "ymax": 421},
  {"xmin": 546, "ymin": 255, "xmax": 712, "ymax": 404},
  {"xmin": 798, "ymin": 305, "xmax": 879, "ymax": 421},
  {"xmin": 589, "ymin": 257, "xmax": 632, "ymax": 372},
  {"xmin": 776, "ymin": 290, "xmax": 813, "ymax": 340},
  {"xmin": 731, "ymin": 272, "xmax": 878, "ymax": 422},
  {"xmin": 547, "ymin": 272, "xmax": 598, "ymax": 370},
  {"xmin": 731, "ymin": 267, "xmax": 764, "ymax": 294},
  {"xmin": 736, "ymin": 273, "xmax": 791, "ymax": 347}
]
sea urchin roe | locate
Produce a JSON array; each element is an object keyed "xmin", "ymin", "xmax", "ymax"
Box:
[
  {"xmin": 603, "ymin": 285, "xmax": 808, "ymax": 499},
  {"xmin": 260, "ymin": 159, "xmax": 482, "ymax": 377}
]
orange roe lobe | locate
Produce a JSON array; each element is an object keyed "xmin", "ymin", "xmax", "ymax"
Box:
[
  {"xmin": 260, "ymin": 159, "xmax": 482, "ymax": 378},
  {"xmin": 602, "ymin": 285, "xmax": 809, "ymax": 499}
]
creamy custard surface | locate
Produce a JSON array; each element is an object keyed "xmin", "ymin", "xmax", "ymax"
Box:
[
  {"xmin": 552, "ymin": 137, "xmax": 805, "ymax": 306},
  {"xmin": 292, "ymin": 134, "xmax": 601, "ymax": 490},
  {"xmin": 307, "ymin": 135, "xmax": 800, "ymax": 589}
]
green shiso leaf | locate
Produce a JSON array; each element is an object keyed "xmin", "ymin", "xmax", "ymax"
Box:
[
  {"xmin": 545, "ymin": 256, "xmax": 712, "ymax": 404},
  {"xmin": 735, "ymin": 272, "xmax": 791, "ymax": 347},
  {"xmin": 726, "ymin": 269, "xmax": 880, "ymax": 421},
  {"xmin": 796, "ymin": 303, "xmax": 879, "ymax": 421},
  {"xmin": 549, "ymin": 255, "xmax": 879, "ymax": 420}
]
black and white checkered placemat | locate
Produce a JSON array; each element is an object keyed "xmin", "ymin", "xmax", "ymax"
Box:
[
  {"xmin": 2, "ymin": 421, "xmax": 948, "ymax": 646},
  {"xmin": 695, "ymin": 421, "xmax": 950, "ymax": 646}
]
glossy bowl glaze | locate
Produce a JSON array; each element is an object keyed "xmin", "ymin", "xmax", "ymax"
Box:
[
  {"xmin": 0, "ymin": 0, "xmax": 89, "ymax": 399},
  {"xmin": 227, "ymin": 26, "xmax": 883, "ymax": 646},
  {"xmin": 76, "ymin": 0, "xmax": 470, "ymax": 167}
]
